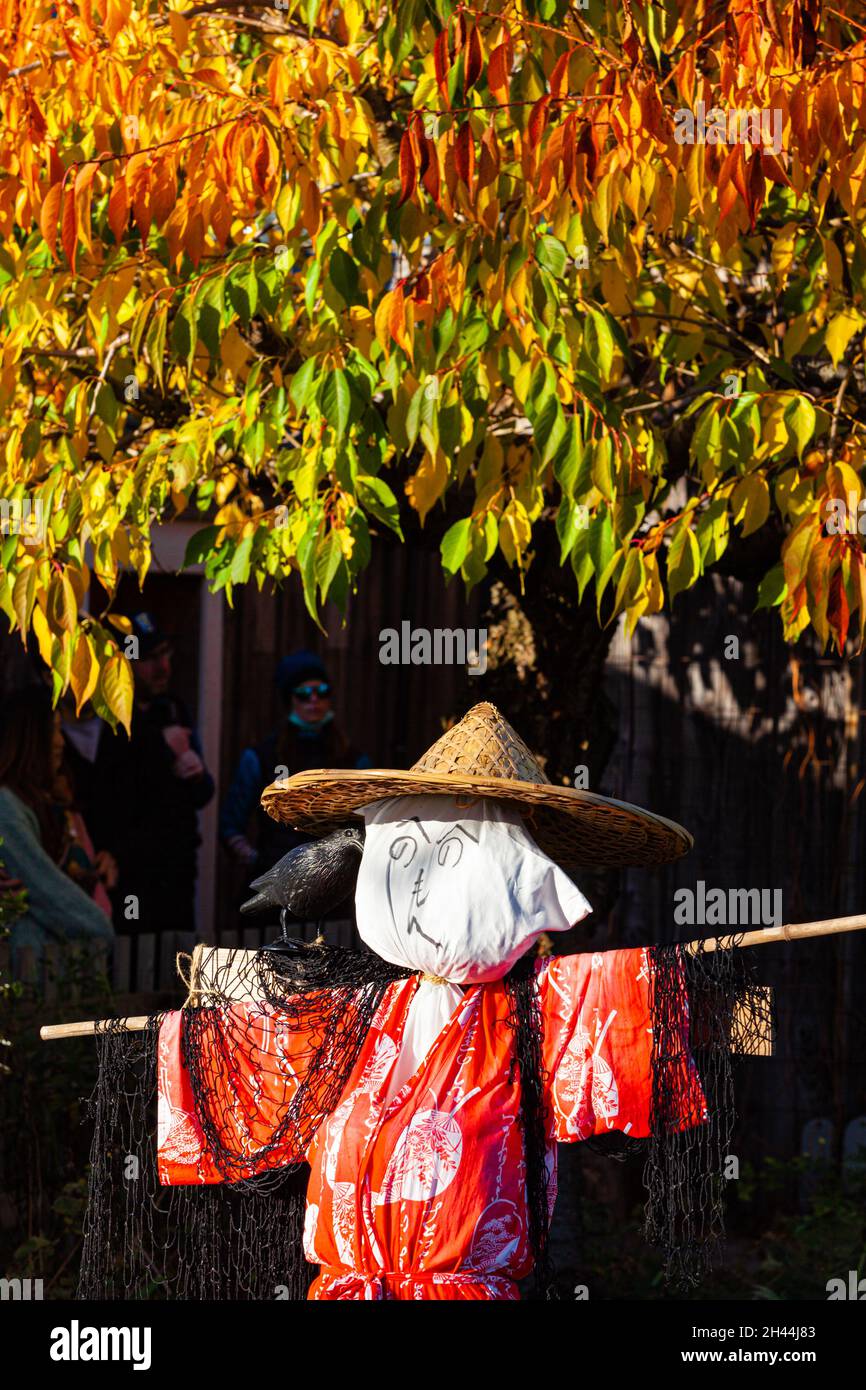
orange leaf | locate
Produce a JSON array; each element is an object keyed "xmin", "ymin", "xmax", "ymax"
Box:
[
  {"xmin": 107, "ymin": 176, "xmax": 129, "ymax": 243},
  {"xmin": 527, "ymin": 95, "xmax": 550, "ymax": 153},
  {"xmin": 61, "ymin": 184, "xmax": 78, "ymax": 269},
  {"xmin": 253, "ymin": 129, "xmax": 270, "ymax": 195},
  {"xmin": 388, "ymin": 284, "xmax": 411, "ymax": 357},
  {"xmin": 39, "ymin": 181, "xmax": 64, "ymax": 254},
  {"xmin": 488, "ymin": 40, "xmax": 512, "ymax": 104},
  {"xmin": 549, "ymin": 49, "xmax": 573, "ymax": 101}
]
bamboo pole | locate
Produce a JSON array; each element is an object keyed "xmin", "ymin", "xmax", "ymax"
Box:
[
  {"xmin": 684, "ymin": 913, "xmax": 866, "ymax": 955},
  {"xmin": 38, "ymin": 912, "xmax": 866, "ymax": 1040}
]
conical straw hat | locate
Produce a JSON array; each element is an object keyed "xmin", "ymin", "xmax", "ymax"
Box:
[{"xmin": 261, "ymin": 701, "xmax": 692, "ymax": 869}]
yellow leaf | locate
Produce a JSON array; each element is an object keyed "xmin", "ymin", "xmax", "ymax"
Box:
[
  {"xmin": 771, "ymin": 223, "xmax": 798, "ymax": 284},
  {"xmin": 70, "ymin": 630, "xmax": 99, "ymax": 714},
  {"xmin": 405, "ymin": 448, "xmax": 449, "ymax": 525},
  {"xmin": 100, "ymin": 652, "xmax": 135, "ymax": 735},
  {"xmin": 47, "ymin": 571, "xmax": 78, "ymax": 633},
  {"xmin": 825, "ymin": 309, "xmax": 864, "ymax": 368},
  {"xmin": 498, "ymin": 498, "xmax": 532, "ymax": 569},
  {"xmin": 31, "ymin": 604, "xmax": 54, "ymax": 669},
  {"xmin": 12, "ymin": 563, "xmax": 37, "ymax": 635},
  {"xmin": 732, "ymin": 474, "xmax": 770, "ymax": 536}
]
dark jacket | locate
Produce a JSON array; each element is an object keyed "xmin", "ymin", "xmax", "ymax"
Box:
[
  {"xmin": 66, "ymin": 695, "xmax": 214, "ymax": 934},
  {"xmin": 220, "ymin": 719, "xmax": 370, "ymax": 871}
]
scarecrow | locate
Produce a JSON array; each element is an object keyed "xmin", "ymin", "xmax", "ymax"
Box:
[{"xmin": 47, "ymin": 700, "xmax": 832, "ymax": 1302}]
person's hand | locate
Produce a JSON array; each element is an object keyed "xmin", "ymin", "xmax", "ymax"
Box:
[
  {"xmin": 173, "ymin": 748, "xmax": 205, "ymax": 780},
  {"xmin": 93, "ymin": 850, "xmax": 118, "ymax": 890},
  {"xmin": 162, "ymin": 724, "xmax": 191, "ymax": 757}
]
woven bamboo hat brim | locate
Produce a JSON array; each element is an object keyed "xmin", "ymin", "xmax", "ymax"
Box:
[{"xmin": 261, "ymin": 702, "xmax": 692, "ymax": 870}]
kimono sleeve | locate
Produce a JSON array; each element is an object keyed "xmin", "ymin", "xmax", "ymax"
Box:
[
  {"xmin": 157, "ymin": 1003, "xmax": 312, "ymax": 1185},
  {"xmin": 537, "ymin": 947, "xmax": 707, "ymax": 1144}
]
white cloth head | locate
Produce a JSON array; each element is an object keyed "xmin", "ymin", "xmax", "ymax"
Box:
[{"xmin": 353, "ymin": 793, "xmax": 591, "ymax": 985}]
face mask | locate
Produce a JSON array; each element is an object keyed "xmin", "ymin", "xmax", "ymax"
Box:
[
  {"xmin": 354, "ymin": 793, "xmax": 591, "ymax": 984},
  {"xmin": 288, "ymin": 710, "xmax": 334, "ymax": 736}
]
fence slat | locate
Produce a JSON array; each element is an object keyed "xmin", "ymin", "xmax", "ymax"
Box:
[
  {"xmin": 137, "ymin": 934, "xmax": 156, "ymax": 994},
  {"xmin": 112, "ymin": 935, "xmax": 131, "ymax": 992}
]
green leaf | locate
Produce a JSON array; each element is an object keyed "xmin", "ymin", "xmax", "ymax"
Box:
[
  {"xmin": 145, "ymin": 304, "xmax": 168, "ymax": 392},
  {"xmin": 591, "ymin": 435, "xmax": 614, "ymax": 502},
  {"xmin": 321, "ymin": 368, "xmax": 351, "ymax": 441},
  {"xmin": 756, "ymin": 562, "xmax": 787, "ymax": 609},
  {"xmin": 357, "ymin": 474, "xmax": 403, "ymax": 536},
  {"xmin": 667, "ymin": 522, "xmax": 701, "ymax": 601},
  {"xmin": 536, "ymin": 234, "xmax": 567, "ymax": 278},
  {"xmin": 315, "ymin": 530, "xmax": 342, "ymax": 599},
  {"xmin": 441, "ymin": 517, "xmax": 472, "ymax": 577},
  {"xmin": 328, "ymin": 247, "xmax": 361, "ymax": 306},
  {"xmin": 182, "ymin": 525, "xmax": 219, "ymax": 569},
  {"xmin": 230, "ymin": 532, "xmax": 253, "ymax": 585},
  {"xmin": 553, "ymin": 416, "xmax": 584, "ymax": 497},
  {"xmin": 533, "ymin": 392, "xmax": 565, "ymax": 467},
  {"xmin": 584, "ymin": 308, "xmax": 614, "ymax": 381},
  {"xmin": 296, "ymin": 526, "xmax": 325, "ymax": 629},
  {"xmin": 784, "ymin": 395, "xmax": 816, "ymax": 459},
  {"xmin": 587, "ymin": 506, "xmax": 614, "ymax": 580},
  {"xmin": 290, "ymin": 357, "xmax": 317, "ymax": 413}
]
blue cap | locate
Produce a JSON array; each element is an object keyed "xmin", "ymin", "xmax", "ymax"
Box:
[
  {"xmin": 276, "ymin": 649, "xmax": 328, "ymax": 699},
  {"xmin": 129, "ymin": 611, "xmax": 172, "ymax": 658}
]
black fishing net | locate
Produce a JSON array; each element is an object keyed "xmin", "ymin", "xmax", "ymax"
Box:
[
  {"xmin": 76, "ymin": 937, "xmax": 769, "ymax": 1300},
  {"xmin": 644, "ymin": 937, "xmax": 774, "ymax": 1288}
]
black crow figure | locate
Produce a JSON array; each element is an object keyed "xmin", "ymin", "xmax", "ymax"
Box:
[{"xmin": 240, "ymin": 825, "xmax": 365, "ymax": 920}]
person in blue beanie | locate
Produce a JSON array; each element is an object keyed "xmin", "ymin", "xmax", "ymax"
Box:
[{"xmin": 219, "ymin": 650, "xmax": 371, "ymax": 873}]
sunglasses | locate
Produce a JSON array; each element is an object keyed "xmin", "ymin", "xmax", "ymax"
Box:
[{"xmin": 293, "ymin": 682, "xmax": 331, "ymax": 700}]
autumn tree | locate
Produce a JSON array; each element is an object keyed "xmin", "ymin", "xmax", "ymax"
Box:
[{"xmin": 1, "ymin": 0, "xmax": 865, "ymax": 737}]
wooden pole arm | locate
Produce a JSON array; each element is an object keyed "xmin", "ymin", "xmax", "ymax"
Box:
[
  {"xmin": 685, "ymin": 913, "xmax": 866, "ymax": 955},
  {"xmin": 38, "ymin": 912, "xmax": 866, "ymax": 1040}
]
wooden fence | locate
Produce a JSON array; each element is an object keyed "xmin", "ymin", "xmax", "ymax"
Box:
[{"xmin": 0, "ymin": 918, "xmax": 357, "ymax": 1006}]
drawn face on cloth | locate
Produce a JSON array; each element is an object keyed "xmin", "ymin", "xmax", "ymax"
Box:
[{"xmin": 354, "ymin": 793, "xmax": 592, "ymax": 984}]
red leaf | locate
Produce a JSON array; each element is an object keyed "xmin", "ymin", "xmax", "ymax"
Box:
[
  {"xmin": 454, "ymin": 122, "xmax": 475, "ymax": 189},
  {"xmin": 434, "ymin": 29, "xmax": 451, "ymax": 107},
  {"xmin": 477, "ymin": 125, "xmax": 500, "ymax": 190},
  {"xmin": 253, "ymin": 129, "xmax": 270, "ymax": 195},
  {"xmin": 761, "ymin": 149, "xmax": 791, "ymax": 186},
  {"xmin": 527, "ymin": 95, "xmax": 550, "ymax": 153},
  {"xmin": 746, "ymin": 148, "xmax": 765, "ymax": 230},
  {"xmin": 465, "ymin": 25, "xmax": 483, "ymax": 91},
  {"xmin": 576, "ymin": 122, "xmax": 597, "ymax": 183},
  {"xmin": 421, "ymin": 139, "xmax": 440, "ymax": 203},
  {"xmin": 398, "ymin": 130, "xmax": 417, "ymax": 206},
  {"xmin": 828, "ymin": 568, "xmax": 850, "ymax": 651}
]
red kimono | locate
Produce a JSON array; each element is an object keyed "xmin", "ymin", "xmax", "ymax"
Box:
[{"xmin": 157, "ymin": 947, "xmax": 706, "ymax": 1300}]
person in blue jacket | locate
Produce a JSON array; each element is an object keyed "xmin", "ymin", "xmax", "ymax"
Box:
[
  {"xmin": 0, "ymin": 686, "xmax": 114, "ymax": 978},
  {"xmin": 219, "ymin": 649, "xmax": 371, "ymax": 875}
]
